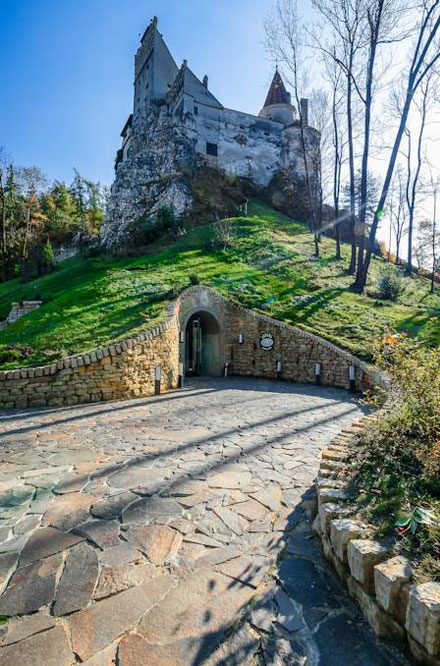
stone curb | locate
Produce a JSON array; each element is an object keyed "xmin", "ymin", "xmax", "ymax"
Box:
[{"xmin": 314, "ymin": 398, "xmax": 440, "ymax": 665}]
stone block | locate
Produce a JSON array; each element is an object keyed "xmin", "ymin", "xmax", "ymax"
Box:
[
  {"xmin": 319, "ymin": 502, "xmax": 352, "ymax": 536},
  {"xmin": 374, "ymin": 555, "xmax": 413, "ymax": 620},
  {"xmin": 347, "ymin": 539, "xmax": 388, "ymax": 592},
  {"xmin": 317, "ymin": 487, "xmax": 351, "ymax": 507},
  {"xmin": 330, "ymin": 518, "xmax": 368, "ymax": 562},
  {"xmin": 406, "ymin": 582, "xmax": 440, "ymax": 656}
]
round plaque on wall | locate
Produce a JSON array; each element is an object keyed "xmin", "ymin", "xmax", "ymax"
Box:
[{"xmin": 260, "ymin": 332, "xmax": 274, "ymax": 350}]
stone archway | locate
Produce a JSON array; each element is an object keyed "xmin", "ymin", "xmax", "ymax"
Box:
[{"xmin": 185, "ymin": 310, "xmax": 222, "ymax": 376}]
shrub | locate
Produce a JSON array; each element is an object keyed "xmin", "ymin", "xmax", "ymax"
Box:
[
  {"xmin": 212, "ymin": 216, "xmax": 235, "ymax": 251},
  {"xmin": 376, "ymin": 265, "xmax": 404, "ymax": 301},
  {"xmin": 351, "ymin": 336, "xmax": 440, "ymax": 574}
]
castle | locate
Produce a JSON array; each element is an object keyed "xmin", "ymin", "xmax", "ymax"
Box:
[{"xmin": 101, "ymin": 17, "xmax": 320, "ymax": 250}]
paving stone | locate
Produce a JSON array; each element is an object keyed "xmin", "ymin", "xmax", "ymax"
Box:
[
  {"xmin": 90, "ymin": 491, "xmax": 137, "ymax": 519},
  {"xmin": 213, "ymin": 506, "xmax": 249, "ymax": 536},
  {"xmin": 184, "ymin": 533, "xmax": 224, "ymax": 548},
  {"xmin": 53, "ymin": 474, "xmax": 87, "ymax": 494},
  {"xmin": 42, "ymin": 492, "xmax": 95, "ymax": 530},
  {"xmin": 136, "ymin": 569, "xmax": 255, "ymax": 654},
  {"xmin": 123, "ymin": 524, "xmax": 182, "ymax": 564},
  {"xmin": 314, "ymin": 611, "xmax": 389, "ymax": 665},
  {"xmin": 167, "ymin": 479, "xmax": 209, "ymax": 496},
  {"xmin": 20, "ymin": 526, "xmax": 84, "ymax": 565},
  {"xmin": 0, "ymin": 624, "xmax": 73, "ymax": 666},
  {"xmin": 250, "ymin": 485, "xmax": 282, "ymax": 512},
  {"xmin": 53, "ymin": 542, "xmax": 98, "ymax": 616},
  {"xmin": 278, "ymin": 557, "xmax": 338, "ymax": 609},
  {"xmin": 261, "ymin": 635, "xmax": 307, "ymax": 666},
  {"xmin": 230, "ymin": 498, "xmax": 267, "ymax": 522},
  {"xmin": 0, "ymin": 378, "xmax": 392, "ymax": 665},
  {"xmin": 0, "ymin": 533, "xmax": 28, "ymax": 554},
  {"xmin": 122, "ymin": 497, "xmax": 183, "ymax": 524},
  {"xmin": 74, "ymin": 519, "xmax": 121, "ymax": 549},
  {"xmin": 68, "ymin": 573, "xmax": 176, "ymax": 661},
  {"xmin": 0, "ymin": 612, "xmax": 55, "ymax": 646},
  {"xmin": 98, "ymin": 543, "xmax": 142, "ymax": 567},
  {"xmin": 207, "ymin": 469, "xmax": 252, "ymax": 489},
  {"xmin": 0, "ymin": 486, "xmax": 34, "ymax": 507},
  {"xmin": 202, "ymin": 622, "xmax": 260, "ymax": 666},
  {"xmin": 275, "ymin": 588, "xmax": 305, "ymax": 632},
  {"xmin": 194, "ymin": 545, "xmax": 242, "ymax": 567},
  {"xmin": 81, "ymin": 642, "xmax": 118, "ymax": 666},
  {"xmin": 248, "ymin": 518, "xmax": 272, "ymax": 533},
  {"xmin": 94, "ymin": 562, "xmax": 157, "ymax": 599},
  {"xmin": 217, "ymin": 554, "xmax": 268, "ymax": 588},
  {"xmin": 13, "ymin": 515, "xmax": 40, "ymax": 535},
  {"xmin": 118, "ymin": 632, "xmax": 201, "ymax": 666},
  {"xmin": 28, "ymin": 488, "xmax": 54, "ymax": 514},
  {"xmin": 108, "ymin": 465, "xmax": 168, "ymax": 491},
  {"xmin": 0, "ymin": 552, "xmax": 62, "ymax": 615},
  {"xmin": 0, "ymin": 552, "xmax": 18, "ymax": 592}
]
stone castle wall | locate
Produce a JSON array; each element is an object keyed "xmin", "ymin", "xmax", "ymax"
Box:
[{"xmin": 0, "ymin": 287, "xmax": 383, "ymax": 409}]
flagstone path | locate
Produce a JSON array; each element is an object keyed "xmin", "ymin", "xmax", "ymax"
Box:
[{"xmin": 0, "ymin": 377, "xmax": 409, "ymax": 665}]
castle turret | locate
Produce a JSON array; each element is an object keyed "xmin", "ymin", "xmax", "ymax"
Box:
[
  {"xmin": 258, "ymin": 69, "xmax": 296, "ymax": 125},
  {"xmin": 133, "ymin": 16, "xmax": 179, "ymax": 119}
]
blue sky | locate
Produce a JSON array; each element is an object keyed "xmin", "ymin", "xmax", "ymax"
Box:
[{"xmin": 0, "ymin": 0, "xmax": 286, "ymax": 185}]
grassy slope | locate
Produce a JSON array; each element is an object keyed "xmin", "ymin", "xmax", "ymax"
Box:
[{"xmin": 0, "ymin": 201, "xmax": 438, "ymax": 369}]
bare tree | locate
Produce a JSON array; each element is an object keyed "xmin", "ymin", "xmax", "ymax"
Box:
[
  {"xmin": 418, "ymin": 171, "xmax": 440, "ymax": 292},
  {"xmin": 265, "ymin": 0, "xmax": 321, "ymax": 257},
  {"xmin": 389, "ymin": 166, "xmax": 408, "ymax": 264},
  {"xmin": 404, "ymin": 73, "xmax": 436, "ymax": 274},
  {"xmin": 355, "ymin": 0, "xmax": 408, "ymax": 284},
  {"xmin": 356, "ymin": 0, "xmax": 440, "ymax": 291},
  {"xmin": 312, "ymin": 0, "xmax": 369, "ymax": 274}
]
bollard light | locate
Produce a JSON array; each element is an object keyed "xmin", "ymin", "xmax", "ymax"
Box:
[
  {"xmin": 349, "ymin": 364, "xmax": 356, "ymax": 393},
  {"xmin": 178, "ymin": 362, "xmax": 184, "ymax": 389},
  {"xmin": 276, "ymin": 360, "xmax": 282, "ymax": 379},
  {"xmin": 224, "ymin": 361, "xmax": 229, "ymax": 378},
  {"xmin": 315, "ymin": 362, "xmax": 321, "ymax": 386},
  {"xmin": 155, "ymin": 365, "xmax": 162, "ymax": 395},
  {"xmin": 238, "ymin": 334, "xmax": 244, "ymax": 344},
  {"xmin": 179, "ymin": 331, "xmax": 184, "ymax": 343}
]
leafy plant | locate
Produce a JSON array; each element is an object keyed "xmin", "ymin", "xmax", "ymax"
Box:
[{"xmin": 395, "ymin": 506, "xmax": 438, "ymax": 535}]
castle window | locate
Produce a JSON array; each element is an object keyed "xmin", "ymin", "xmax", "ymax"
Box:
[
  {"xmin": 206, "ymin": 142, "xmax": 218, "ymax": 157},
  {"xmin": 194, "ymin": 106, "xmax": 199, "ymax": 115}
]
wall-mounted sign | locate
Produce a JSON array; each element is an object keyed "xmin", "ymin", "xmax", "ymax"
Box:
[{"xmin": 260, "ymin": 332, "xmax": 274, "ymax": 350}]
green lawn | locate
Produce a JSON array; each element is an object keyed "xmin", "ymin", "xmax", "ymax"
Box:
[{"xmin": 0, "ymin": 201, "xmax": 438, "ymax": 368}]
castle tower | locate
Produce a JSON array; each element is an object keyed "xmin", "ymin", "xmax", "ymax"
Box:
[
  {"xmin": 258, "ymin": 69, "xmax": 296, "ymax": 125},
  {"xmin": 133, "ymin": 16, "xmax": 179, "ymax": 119}
]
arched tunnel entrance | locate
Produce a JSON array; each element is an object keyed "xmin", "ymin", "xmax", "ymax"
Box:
[{"xmin": 185, "ymin": 310, "xmax": 222, "ymax": 376}]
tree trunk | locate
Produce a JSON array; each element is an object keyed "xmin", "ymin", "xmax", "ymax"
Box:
[{"xmin": 346, "ymin": 60, "xmax": 357, "ymax": 275}]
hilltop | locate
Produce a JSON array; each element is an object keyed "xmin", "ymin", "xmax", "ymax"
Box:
[{"xmin": 0, "ymin": 201, "xmax": 438, "ymax": 370}]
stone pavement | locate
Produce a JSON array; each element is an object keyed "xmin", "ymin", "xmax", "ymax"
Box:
[{"xmin": 0, "ymin": 377, "xmax": 410, "ymax": 665}]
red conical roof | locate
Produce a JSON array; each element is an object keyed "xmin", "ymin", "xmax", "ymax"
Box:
[{"xmin": 263, "ymin": 69, "xmax": 290, "ymax": 107}]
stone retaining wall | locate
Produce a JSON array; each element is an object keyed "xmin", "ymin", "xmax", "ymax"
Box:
[
  {"xmin": 178, "ymin": 287, "xmax": 384, "ymax": 392},
  {"xmin": 0, "ymin": 305, "xmax": 179, "ymax": 409},
  {"xmin": 315, "ymin": 408, "xmax": 440, "ymax": 665},
  {"xmin": 0, "ymin": 286, "xmax": 384, "ymax": 409}
]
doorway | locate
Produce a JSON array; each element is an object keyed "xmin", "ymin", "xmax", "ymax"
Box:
[{"xmin": 185, "ymin": 311, "xmax": 221, "ymax": 376}]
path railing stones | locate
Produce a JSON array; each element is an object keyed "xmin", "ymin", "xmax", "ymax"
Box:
[{"xmin": 315, "ymin": 407, "xmax": 440, "ymax": 665}]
